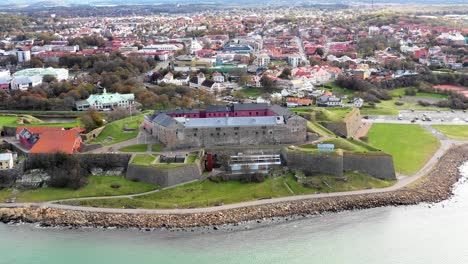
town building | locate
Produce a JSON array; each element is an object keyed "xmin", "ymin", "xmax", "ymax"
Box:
[
  {"xmin": 12, "ymin": 67, "xmax": 69, "ymax": 90},
  {"xmin": 75, "ymin": 88, "xmax": 135, "ymax": 111},
  {"xmin": 144, "ymin": 103, "xmax": 307, "ymax": 149}
]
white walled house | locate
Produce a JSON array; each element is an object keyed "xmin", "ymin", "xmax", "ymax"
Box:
[{"xmin": 75, "ymin": 89, "xmax": 135, "ymax": 111}]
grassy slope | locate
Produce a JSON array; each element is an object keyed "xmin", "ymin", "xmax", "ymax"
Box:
[
  {"xmin": 367, "ymin": 124, "xmax": 440, "ymax": 175},
  {"xmin": 0, "ymin": 115, "xmax": 80, "ymax": 128},
  {"xmin": 0, "ymin": 176, "xmax": 157, "ymax": 202},
  {"xmin": 131, "ymin": 154, "xmax": 156, "ymax": 165},
  {"xmin": 119, "ymin": 144, "xmax": 148, "ymax": 152},
  {"xmin": 60, "ymin": 173, "xmax": 395, "ymax": 209},
  {"xmin": 90, "ymin": 114, "xmax": 144, "ymax": 145},
  {"xmin": 432, "ymin": 125, "xmax": 468, "ymax": 139},
  {"xmin": 151, "ymin": 144, "xmax": 164, "ymax": 152},
  {"xmin": 239, "ymin": 87, "xmax": 264, "ymax": 97}
]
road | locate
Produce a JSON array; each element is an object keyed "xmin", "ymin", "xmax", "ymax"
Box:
[
  {"xmin": 367, "ymin": 110, "xmax": 468, "ymax": 125},
  {"xmin": 1, "ymin": 138, "xmax": 467, "ymax": 215}
]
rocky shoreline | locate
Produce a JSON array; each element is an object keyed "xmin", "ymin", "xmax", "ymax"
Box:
[{"xmin": 0, "ymin": 144, "xmax": 467, "ymax": 229}]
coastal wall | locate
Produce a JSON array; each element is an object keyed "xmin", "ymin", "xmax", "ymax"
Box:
[
  {"xmin": 343, "ymin": 152, "xmax": 396, "ymax": 180},
  {"xmin": 0, "ymin": 145, "xmax": 466, "ymax": 229},
  {"xmin": 282, "ymin": 149, "xmax": 343, "ymax": 177}
]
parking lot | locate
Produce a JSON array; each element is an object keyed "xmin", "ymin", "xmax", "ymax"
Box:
[{"xmin": 366, "ymin": 110, "xmax": 468, "ymax": 125}]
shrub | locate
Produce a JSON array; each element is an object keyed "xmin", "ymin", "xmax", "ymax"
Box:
[
  {"xmin": 394, "ymin": 101, "xmax": 404, "ymax": 106},
  {"xmin": 110, "ymin": 183, "xmax": 121, "ymax": 189}
]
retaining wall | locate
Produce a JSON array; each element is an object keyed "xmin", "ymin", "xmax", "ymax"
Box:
[
  {"xmin": 343, "ymin": 152, "xmax": 396, "ymax": 180},
  {"xmin": 282, "ymin": 149, "xmax": 344, "ymax": 177},
  {"xmin": 126, "ymin": 161, "xmax": 203, "ymax": 187}
]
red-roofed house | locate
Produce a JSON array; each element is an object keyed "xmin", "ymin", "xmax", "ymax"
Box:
[{"xmin": 16, "ymin": 127, "xmax": 83, "ymax": 154}]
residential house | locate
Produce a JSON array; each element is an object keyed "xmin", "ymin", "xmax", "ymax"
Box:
[
  {"xmin": 317, "ymin": 95, "xmax": 343, "ymax": 107},
  {"xmin": 16, "ymin": 127, "xmax": 83, "ymax": 154},
  {"xmin": 189, "ymin": 72, "xmax": 224, "ymax": 93}
]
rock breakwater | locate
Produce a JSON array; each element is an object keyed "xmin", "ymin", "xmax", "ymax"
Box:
[{"xmin": 0, "ymin": 145, "xmax": 467, "ymax": 229}]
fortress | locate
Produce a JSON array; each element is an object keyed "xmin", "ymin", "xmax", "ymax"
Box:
[{"xmin": 144, "ymin": 103, "xmax": 307, "ymax": 149}]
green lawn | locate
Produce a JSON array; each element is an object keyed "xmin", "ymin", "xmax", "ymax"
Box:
[
  {"xmin": 89, "ymin": 115, "xmax": 144, "ymax": 145},
  {"xmin": 131, "ymin": 154, "xmax": 156, "ymax": 165},
  {"xmin": 416, "ymin": 92, "xmax": 449, "ymax": 99},
  {"xmin": 433, "ymin": 125, "xmax": 468, "ymax": 140},
  {"xmin": 186, "ymin": 153, "xmax": 198, "ymax": 163},
  {"xmin": 0, "ymin": 176, "xmax": 157, "ymax": 203},
  {"xmin": 151, "ymin": 144, "xmax": 164, "ymax": 152},
  {"xmin": 0, "ymin": 115, "xmax": 81, "ymax": 128},
  {"xmin": 301, "ymin": 138, "xmax": 379, "ymax": 153},
  {"xmin": 239, "ymin": 87, "xmax": 264, "ymax": 97},
  {"xmin": 0, "ymin": 116, "xmax": 20, "ymax": 128},
  {"xmin": 59, "ymin": 173, "xmax": 395, "ymax": 209},
  {"xmin": 323, "ymin": 82, "xmax": 355, "ymax": 96},
  {"xmin": 119, "ymin": 144, "xmax": 148, "ymax": 152},
  {"xmin": 307, "ymin": 121, "xmax": 335, "ymax": 137},
  {"xmin": 315, "ymin": 107, "xmax": 354, "ymax": 122},
  {"xmin": 367, "ymin": 124, "xmax": 440, "ymax": 175},
  {"xmin": 284, "ymin": 171, "xmax": 395, "ymax": 195}
]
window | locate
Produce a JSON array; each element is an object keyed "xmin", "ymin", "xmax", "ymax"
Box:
[
  {"xmin": 235, "ymin": 132, "xmax": 238, "ymax": 135},
  {"xmin": 194, "ymin": 133, "xmax": 197, "ymax": 136},
  {"xmin": 217, "ymin": 133, "xmax": 220, "ymax": 136},
  {"xmin": 215, "ymin": 128, "xmax": 221, "ymax": 131},
  {"xmin": 234, "ymin": 127, "xmax": 239, "ymax": 130}
]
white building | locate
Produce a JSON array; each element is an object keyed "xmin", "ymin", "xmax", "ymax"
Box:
[
  {"xmin": 189, "ymin": 39, "xmax": 203, "ymax": 54},
  {"xmin": 256, "ymin": 54, "xmax": 270, "ymax": 67},
  {"xmin": 75, "ymin": 88, "xmax": 135, "ymax": 111},
  {"xmin": 0, "ymin": 153, "xmax": 14, "ymax": 170},
  {"xmin": 212, "ymin": 72, "xmax": 225, "ymax": 83},
  {"xmin": 15, "ymin": 50, "xmax": 31, "ymax": 63},
  {"xmin": 288, "ymin": 55, "xmax": 301, "ymax": 68}
]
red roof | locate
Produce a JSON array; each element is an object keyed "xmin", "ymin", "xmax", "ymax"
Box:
[
  {"xmin": 16, "ymin": 126, "xmax": 62, "ymax": 135},
  {"xmin": 29, "ymin": 129, "xmax": 82, "ymax": 154}
]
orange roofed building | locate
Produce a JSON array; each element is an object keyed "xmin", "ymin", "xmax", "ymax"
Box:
[{"xmin": 16, "ymin": 126, "xmax": 84, "ymax": 154}]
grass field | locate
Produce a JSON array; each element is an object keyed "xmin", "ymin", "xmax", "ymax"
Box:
[
  {"xmin": 90, "ymin": 114, "xmax": 144, "ymax": 145},
  {"xmin": 301, "ymin": 137, "xmax": 379, "ymax": 153},
  {"xmin": 433, "ymin": 125, "xmax": 468, "ymax": 139},
  {"xmin": 238, "ymin": 87, "xmax": 264, "ymax": 97},
  {"xmin": 367, "ymin": 124, "xmax": 440, "ymax": 175},
  {"xmin": 131, "ymin": 154, "xmax": 156, "ymax": 165},
  {"xmin": 0, "ymin": 116, "xmax": 21, "ymax": 128},
  {"xmin": 306, "ymin": 121, "xmax": 335, "ymax": 137},
  {"xmin": 323, "ymin": 82, "xmax": 355, "ymax": 96},
  {"xmin": 59, "ymin": 173, "xmax": 395, "ymax": 209},
  {"xmin": 0, "ymin": 115, "xmax": 81, "ymax": 128},
  {"xmin": 0, "ymin": 176, "xmax": 157, "ymax": 203},
  {"xmin": 151, "ymin": 144, "xmax": 164, "ymax": 152},
  {"xmin": 119, "ymin": 144, "xmax": 148, "ymax": 152}
]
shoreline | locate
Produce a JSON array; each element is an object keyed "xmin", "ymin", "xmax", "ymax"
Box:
[{"xmin": 0, "ymin": 144, "xmax": 467, "ymax": 229}]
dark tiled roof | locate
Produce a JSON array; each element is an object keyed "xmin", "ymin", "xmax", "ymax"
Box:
[
  {"xmin": 206, "ymin": 105, "xmax": 231, "ymax": 112},
  {"xmin": 201, "ymin": 79, "xmax": 215, "ymax": 87},
  {"xmin": 152, "ymin": 113, "xmax": 177, "ymax": 127},
  {"xmin": 233, "ymin": 103, "xmax": 269, "ymax": 111},
  {"xmin": 269, "ymin": 104, "xmax": 292, "ymax": 117}
]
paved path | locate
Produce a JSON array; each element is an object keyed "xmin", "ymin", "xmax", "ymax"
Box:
[{"xmin": 1, "ymin": 139, "xmax": 467, "ymax": 215}]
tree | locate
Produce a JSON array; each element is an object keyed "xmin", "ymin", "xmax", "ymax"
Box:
[
  {"xmin": 42, "ymin": 74, "xmax": 57, "ymax": 84},
  {"xmin": 315, "ymin": 48, "xmax": 324, "ymax": 57},
  {"xmin": 260, "ymin": 75, "xmax": 278, "ymax": 93},
  {"xmin": 80, "ymin": 109, "xmax": 104, "ymax": 131},
  {"xmin": 278, "ymin": 68, "xmax": 292, "ymax": 80}
]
